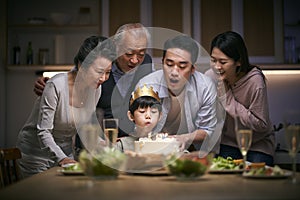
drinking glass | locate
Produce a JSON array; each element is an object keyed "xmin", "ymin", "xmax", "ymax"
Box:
[
  {"xmin": 80, "ymin": 124, "xmax": 101, "ymax": 153},
  {"xmin": 235, "ymin": 116, "xmax": 253, "ymax": 170},
  {"xmin": 103, "ymin": 118, "xmax": 119, "ymax": 148},
  {"xmin": 283, "ymin": 110, "xmax": 300, "ymax": 184}
]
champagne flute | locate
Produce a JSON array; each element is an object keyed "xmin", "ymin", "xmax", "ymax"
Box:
[
  {"xmin": 235, "ymin": 116, "xmax": 253, "ymax": 171},
  {"xmin": 103, "ymin": 118, "xmax": 119, "ymax": 148},
  {"xmin": 80, "ymin": 124, "xmax": 100, "ymax": 152},
  {"xmin": 283, "ymin": 110, "xmax": 300, "ymax": 184}
]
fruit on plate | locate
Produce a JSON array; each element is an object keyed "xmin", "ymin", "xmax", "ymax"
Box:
[
  {"xmin": 233, "ymin": 159, "xmax": 244, "ymax": 165},
  {"xmin": 247, "ymin": 162, "xmax": 266, "ymax": 170},
  {"xmin": 244, "ymin": 165, "xmax": 285, "ymax": 176}
]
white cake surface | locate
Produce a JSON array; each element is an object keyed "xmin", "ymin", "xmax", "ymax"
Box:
[{"xmin": 134, "ymin": 133, "xmax": 179, "ymax": 155}]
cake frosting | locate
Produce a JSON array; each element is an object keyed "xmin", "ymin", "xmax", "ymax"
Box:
[{"xmin": 134, "ymin": 133, "xmax": 180, "ymax": 155}]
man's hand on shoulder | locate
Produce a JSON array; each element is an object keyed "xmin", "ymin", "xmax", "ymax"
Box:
[{"xmin": 33, "ymin": 76, "xmax": 49, "ymax": 96}]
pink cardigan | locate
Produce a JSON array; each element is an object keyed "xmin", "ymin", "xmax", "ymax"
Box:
[{"xmin": 206, "ymin": 67, "xmax": 275, "ymax": 157}]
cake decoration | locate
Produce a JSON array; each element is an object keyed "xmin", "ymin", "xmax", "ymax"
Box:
[{"xmin": 134, "ymin": 133, "xmax": 179, "ymax": 155}]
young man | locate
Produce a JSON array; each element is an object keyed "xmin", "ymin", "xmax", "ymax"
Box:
[{"xmin": 136, "ymin": 35, "xmax": 219, "ymax": 154}]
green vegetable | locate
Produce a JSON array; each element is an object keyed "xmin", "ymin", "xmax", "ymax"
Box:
[
  {"xmin": 166, "ymin": 155, "xmax": 207, "ymax": 178},
  {"xmin": 79, "ymin": 147, "xmax": 126, "ymax": 178},
  {"xmin": 63, "ymin": 163, "xmax": 82, "ymax": 171},
  {"xmin": 210, "ymin": 156, "xmax": 243, "ymax": 170}
]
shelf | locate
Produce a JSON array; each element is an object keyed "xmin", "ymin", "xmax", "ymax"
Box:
[
  {"xmin": 258, "ymin": 63, "xmax": 300, "ymax": 70},
  {"xmin": 284, "ymin": 23, "xmax": 300, "ymax": 28},
  {"xmin": 7, "ymin": 64, "xmax": 300, "ymax": 72},
  {"xmin": 7, "ymin": 64, "xmax": 73, "ymax": 71},
  {"xmin": 8, "ymin": 24, "xmax": 99, "ymax": 33}
]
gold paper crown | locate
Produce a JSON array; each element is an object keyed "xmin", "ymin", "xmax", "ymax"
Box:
[{"xmin": 130, "ymin": 84, "xmax": 160, "ymax": 105}]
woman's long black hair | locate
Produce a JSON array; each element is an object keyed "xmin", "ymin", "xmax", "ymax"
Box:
[
  {"xmin": 73, "ymin": 36, "xmax": 116, "ymax": 71},
  {"xmin": 210, "ymin": 31, "xmax": 264, "ymax": 79}
]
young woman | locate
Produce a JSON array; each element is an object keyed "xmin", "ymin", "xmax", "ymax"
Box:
[
  {"xmin": 16, "ymin": 36, "xmax": 116, "ymax": 177},
  {"xmin": 206, "ymin": 31, "xmax": 275, "ymax": 166}
]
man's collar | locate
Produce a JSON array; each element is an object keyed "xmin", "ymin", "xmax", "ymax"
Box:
[
  {"xmin": 112, "ymin": 62, "xmax": 125, "ymax": 76},
  {"xmin": 158, "ymin": 74, "xmax": 194, "ymax": 98},
  {"xmin": 112, "ymin": 61, "xmax": 139, "ymax": 75}
]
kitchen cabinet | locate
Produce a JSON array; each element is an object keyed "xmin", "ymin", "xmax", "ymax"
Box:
[
  {"xmin": 283, "ymin": 0, "xmax": 300, "ymax": 64},
  {"xmin": 6, "ymin": 0, "xmax": 100, "ymax": 70},
  {"xmin": 193, "ymin": 0, "xmax": 284, "ymax": 64},
  {"xmin": 108, "ymin": 0, "xmax": 141, "ymax": 36},
  {"xmin": 6, "ymin": 0, "xmax": 294, "ymax": 69},
  {"xmin": 3, "ymin": 0, "xmax": 101, "ymax": 148}
]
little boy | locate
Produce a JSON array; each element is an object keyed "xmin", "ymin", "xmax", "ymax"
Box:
[{"xmin": 115, "ymin": 84, "xmax": 162, "ymax": 152}]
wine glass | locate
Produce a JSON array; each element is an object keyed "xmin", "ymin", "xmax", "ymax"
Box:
[
  {"xmin": 235, "ymin": 115, "xmax": 253, "ymax": 171},
  {"xmin": 103, "ymin": 118, "xmax": 119, "ymax": 148},
  {"xmin": 283, "ymin": 110, "xmax": 300, "ymax": 184}
]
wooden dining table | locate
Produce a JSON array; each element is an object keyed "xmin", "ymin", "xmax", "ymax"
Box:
[{"xmin": 0, "ymin": 166, "xmax": 299, "ymax": 200}]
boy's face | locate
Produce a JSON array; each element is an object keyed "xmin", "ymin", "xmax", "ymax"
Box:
[{"xmin": 128, "ymin": 106, "xmax": 161, "ymax": 137}]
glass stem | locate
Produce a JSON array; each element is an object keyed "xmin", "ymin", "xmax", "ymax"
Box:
[
  {"xmin": 292, "ymin": 156, "xmax": 297, "ymax": 184},
  {"xmin": 243, "ymin": 154, "xmax": 247, "ymax": 171}
]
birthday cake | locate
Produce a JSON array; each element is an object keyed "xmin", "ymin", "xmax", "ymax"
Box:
[{"xmin": 134, "ymin": 133, "xmax": 180, "ymax": 155}]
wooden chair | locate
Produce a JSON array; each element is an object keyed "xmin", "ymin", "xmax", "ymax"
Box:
[{"xmin": 0, "ymin": 147, "xmax": 22, "ymax": 188}]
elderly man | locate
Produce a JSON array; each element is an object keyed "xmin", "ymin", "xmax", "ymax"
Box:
[{"xmin": 98, "ymin": 23, "xmax": 154, "ymax": 137}]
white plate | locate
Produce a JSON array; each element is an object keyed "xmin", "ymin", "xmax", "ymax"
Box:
[
  {"xmin": 61, "ymin": 163, "xmax": 76, "ymax": 168},
  {"xmin": 58, "ymin": 169, "xmax": 84, "ymax": 175},
  {"xmin": 242, "ymin": 171, "xmax": 292, "ymax": 179},
  {"xmin": 126, "ymin": 167, "xmax": 169, "ymax": 176},
  {"xmin": 208, "ymin": 169, "xmax": 244, "ymax": 174},
  {"xmin": 59, "ymin": 163, "xmax": 84, "ymax": 175}
]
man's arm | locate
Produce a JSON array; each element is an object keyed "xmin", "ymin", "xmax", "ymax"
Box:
[{"xmin": 33, "ymin": 76, "xmax": 49, "ymax": 96}]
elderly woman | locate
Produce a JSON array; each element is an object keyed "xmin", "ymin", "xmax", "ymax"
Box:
[{"xmin": 16, "ymin": 36, "xmax": 116, "ymax": 178}]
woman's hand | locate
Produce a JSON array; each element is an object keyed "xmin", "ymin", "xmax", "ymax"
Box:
[
  {"xmin": 217, "ymin": 79, "xmax": 231, "ymax": 109},
  {"xmin": 58, "ymin": 157, "xmax": 77, "ymax": 166},
  {"xmin": 217, "ymin": 79, "xmax": 230, "ymax": 97}
]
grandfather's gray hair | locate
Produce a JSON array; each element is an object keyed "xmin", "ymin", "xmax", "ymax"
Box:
[{"xmin": 113, "ymin": 23, "xmax": 151, "ymax": 47}]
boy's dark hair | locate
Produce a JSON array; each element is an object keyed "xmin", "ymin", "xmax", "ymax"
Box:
[{"xmin": 129, "ymin": 96, "xmax": 162, "ymax": 115}]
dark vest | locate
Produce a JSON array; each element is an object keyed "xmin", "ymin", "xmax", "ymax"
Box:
[{"xmin": 97, "ymin": 54, "xmax": 153, "ymax": 137}]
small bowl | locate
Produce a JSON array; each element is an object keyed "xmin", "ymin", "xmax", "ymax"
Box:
[
  {"xmin": 28, "ymin": 17, "xmax": 46, "ymax": 25},
  {"xmin": 79, "ymin": 147, "xmax": 126, "ymax": 180},
  {"xmin": 165, "ymin": 152, "xmax": 212, "ymax": 180},
  {"xmin": 50, "ymin": 13, "xmax": 72, "ymax": 25}
]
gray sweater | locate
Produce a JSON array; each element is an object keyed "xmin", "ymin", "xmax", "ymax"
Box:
[{"xmin": 16, "ymin": 73, "xmax": 101, "ymax": 175}]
